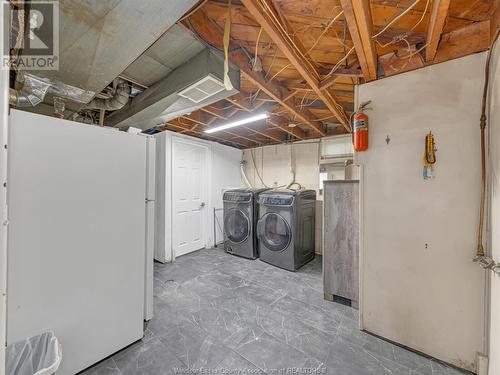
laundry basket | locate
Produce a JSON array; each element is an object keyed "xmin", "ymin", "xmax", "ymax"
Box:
[{"xmin": 6, "ymin": 331, "xmax": 62, "ymax": 375}]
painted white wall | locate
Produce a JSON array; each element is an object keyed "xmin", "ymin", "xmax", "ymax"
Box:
[
  {"xmin": 487, "ymin": 38, "xmax": 500, "ymax": 375},
  {"xmin": 7, "ymin": 110, "xmax": 146, "ymax": 375},
  {"xmin": 242, "ymin": 142, "xmax": 320, "ymax": 191},
  {"xmin": 242, "ymin": 138, "xmax": 352, "ymax": 255},
  {"xmin": 154, "ymin": 131, "xmax": 242, "ymax": 262},
  {"xmin": 356, "ymin": 53, "xmax": 487, "ymax": 373},
  {"xmin": 212, "ymin": 142, "xmax": 243, "ymax": 245},
  {"xmin": 242, "ymin": 141, "xmax": 323, "ymax": 253}
]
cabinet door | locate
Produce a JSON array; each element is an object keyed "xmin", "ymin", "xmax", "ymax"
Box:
[{"xmin": 324, "ymin": 181, "xmax": 359, "ymax": 305}]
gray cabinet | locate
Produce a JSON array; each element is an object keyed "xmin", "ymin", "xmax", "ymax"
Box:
[{"xmin": 323, "ymin": 180, "xmax": 359, "ymax": 308}]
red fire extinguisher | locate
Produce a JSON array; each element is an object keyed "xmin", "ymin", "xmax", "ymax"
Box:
[{"xmin": 352, "ymin": 101, "xmax": 371, "ymax": 152}]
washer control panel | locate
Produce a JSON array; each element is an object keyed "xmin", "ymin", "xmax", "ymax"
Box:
[
  {"xmin": 259, "ymin": 195, "xmax": 294, "ymax": 206},
  {"xmin": 223, "ymin": 192, "xmax": 252, "ymax": 203}
]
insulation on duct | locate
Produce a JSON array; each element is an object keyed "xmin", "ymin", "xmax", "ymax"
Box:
[
  {"xmin": 84, "ymin": 79, "xmax": 130, "ymax": 111},
  {"xmin": 10, "ymin": 73, "xmax": 95, "ymax": 108}
]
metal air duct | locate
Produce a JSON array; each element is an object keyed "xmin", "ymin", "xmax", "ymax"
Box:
[{"xmin": 106, "ymin": 49, "xmax": 240, "ymax": 130}]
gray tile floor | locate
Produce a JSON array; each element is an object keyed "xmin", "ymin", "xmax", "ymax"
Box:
[{"xmin": 81, "ymin": 248, "xmax": 469, "ymax": 375}]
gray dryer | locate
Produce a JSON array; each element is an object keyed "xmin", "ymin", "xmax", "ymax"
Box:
[{"xmin": 256, "ymin": 189, "xmax": 316, "ymax": 271}]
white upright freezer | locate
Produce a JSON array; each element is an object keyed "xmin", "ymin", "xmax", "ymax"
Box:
[{"xmin": 7, "ymin": 110, "xmax": 147, "ymax": 375}]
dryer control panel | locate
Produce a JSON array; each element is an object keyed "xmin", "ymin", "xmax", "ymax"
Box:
[
  {"xmin": 259, "ymin": 195, "xmax": 294, "ymax": 206},
  {"xmin": 223, "ymin": 192, "xmax": 252, "ymax": 203}
]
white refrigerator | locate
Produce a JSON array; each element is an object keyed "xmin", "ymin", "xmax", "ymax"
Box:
[{"xmin": 7, "ymin": 110, "xmax": 146, "ymax": 375}]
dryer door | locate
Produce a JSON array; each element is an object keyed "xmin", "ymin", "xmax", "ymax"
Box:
[
  {"xmin": 224, "ymin": 208, "xmax": 250, "ymax": 243},
  {"xmin": 257, "ymin": 212, "xmax": 291, "ymax": 252}
]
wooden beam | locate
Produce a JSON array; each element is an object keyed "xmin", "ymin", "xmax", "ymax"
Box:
[
  {"xmin": 249, "ymin": 123, "xmax": 288, "ymax": 142},
  {"xmin": 433, "ymin": 20, "xmax": 490, "ymax": 64},
  {"xmin": 375, "ymin": 21, "xmax": 490, "ymax": 77},
  {"xmin": 426, "ymin": 0, "xmax": 451, "ymax": 62},
  {"xmin": 241, "ymin": 0, "xmax": 350, "ymax": 131},
  {"xmin": 196, "ymin": 100, "xmax": 289, "ymax": 143},
  {"xmin": 163, "ymin": 119, "xmax": 249, "ymax": 148},
  {"xmin": 319, "ymin": 66, "xmax": 363, "ymax": 91},
  {"xmin": 182, "ymin": 117, "xmax": 260, "ymax": 147},
  {"xmin": 340, "ymin": 0, "xmax": 378, "ymax": 81},
  {"xmin": 184, "ymin": 11, "xmax": 327, "ymax": 136},
  {"xmin": 225, "ymin": 93, "xmax": 255, "ymax": 112},
  {"xmin": 223, "ymin": 97, "xmax": 300, "ymax": 143},
  {"xmin": 492, "ymin": 0, "xmax": 500, "ymax": 40},
  {"xmin": 224, "ymin": 92, "xmax": 269, "ymax": 113},
  {"xmin": 378, "ymin": 45, "xmax": 425, "ymax": 78},
  {"xmin": 200, "ymin": 107, "xmax": 227, "ymax": 120}
]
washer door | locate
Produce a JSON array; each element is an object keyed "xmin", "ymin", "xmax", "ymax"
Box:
[
  {"xmin": 224, "ymin": 208, "xmax": 250, "ymax": 243},
  {"xmin": 257, "ymin": 213, "xmax": 291, "ymax": 252}
]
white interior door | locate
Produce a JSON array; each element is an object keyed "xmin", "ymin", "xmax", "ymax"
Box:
[{"xmin": 172, "ymin": 138, "xmax": 208, "ymax": 257}]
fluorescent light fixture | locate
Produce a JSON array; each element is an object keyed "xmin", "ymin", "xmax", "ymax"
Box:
[{"xmin": 204, "ymin": 113, "xmax": 269, "ymax": 134}]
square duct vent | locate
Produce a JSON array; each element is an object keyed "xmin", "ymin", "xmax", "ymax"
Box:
[{"xmin": 178, "ymin": 75, "xmax": 225, "ymax": 103}]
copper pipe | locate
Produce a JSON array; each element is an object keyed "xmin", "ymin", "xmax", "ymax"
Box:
[{"xmin": 476, "ymin": 28, "xmax": 499, "ymax": 258}]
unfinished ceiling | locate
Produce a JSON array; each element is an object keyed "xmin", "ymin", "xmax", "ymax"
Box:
[
  {"xmin": 10, "ymin": 0, "xmax": 497, "ymax": 149},
  {"xmin": 13, "ymin": 0, "xmax": 199, "ymax": 118},
  {"xmin": 146, "ymin": 0, "xmax": 497, "ymax": 149}
]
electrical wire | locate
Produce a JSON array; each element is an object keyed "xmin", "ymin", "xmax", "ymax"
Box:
[
  {"xmin": 268, "ymin": 63, "xmax": 292, "ymax": 82},
  {"xmin": 253, "ymin": 26, "xmax": 264, "ymax": 70},
  {"xmin": 476, "ymin": 27, "xmax": 500, "ymax": 259},
  {"xmin": 370, "ymin": 0, "xmax": 429, "ymax": 68},
  {"xmin": 372, "ymin": 0, "xmax": 421, "ymax": 40},
  {"xmin": 371, "ymin": 0, "xmax": 431, "ymax": 71},
  {"xmin": 250, "ymin": 148, "xmax": 270, "ymax": 187},
  {"xmin": 411, "ymin": 0, "xmax": 432, "ymax": 31},
  {"xmin": 305, "ymin": 10, "xmax": 345, "ymax": 54},
  {"xmin": 399, "ymin": 43, "xmax": 428, "ymax": 60},
  {"xmin": 324, "ymin": 47, "xmax": 355, "ymax": 77},
  {"xmin": 258, "ymin": 1, "xmax": 319, "ymax": 74},
  {"xmin": 264, "ymin": 48, "xmax": 279, "ymax": 79}
]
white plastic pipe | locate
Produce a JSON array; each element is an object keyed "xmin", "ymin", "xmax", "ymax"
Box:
[{"xmin": 240, "ymin": 162, "xmax": 252, "ymax": 188}]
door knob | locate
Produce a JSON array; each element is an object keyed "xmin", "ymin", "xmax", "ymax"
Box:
[{"xmin": 200, "ymin": 202, "xmax": 206, "ymax": 208}]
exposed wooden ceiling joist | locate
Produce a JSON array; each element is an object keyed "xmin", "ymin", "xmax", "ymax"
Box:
[
  {"xmin": 339, "ymin": 0, "xmax": 378, "ymax": 81},
  {"xmin": 203, "ymin": 96, "xmax": 291, "ymax": 143},
  {"xmin": 377, "ymin": 20, "xmax": 491, "ymax": 77},
  {"xmin": 225, "ymin": 93, "xmax": 255, "ymax": 112},
  {"xmin": 163, "ymin": 118, "xmax": 251, "ymax": 148},
  {"xmin": 200, "ymin": 107, "xmax": 228, "ymax": 120},
  {"xmin": 181, "ymin": 112, "xmax": 262, "ymax": 146},
  {"xmin": 183, "ymin": 10, "xmax": 327, "ymax": 137},
  {"xmin": 319, "ymin": 64, "xmax": 363, "ymax": 91},
  {"xmin": 155, "ymin": 0, "xmax": 496, "ymax": 148},
  {"xmin": 241, "ymin": 0, "xmax": 350, "ymax": 131},
  {"xmin": 433, "ymin": 20, "xmax": 491, "ymax": 64},
  {"xmin": 426, "ymin": 0, "xmax": 452, "ymax": 62}
]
